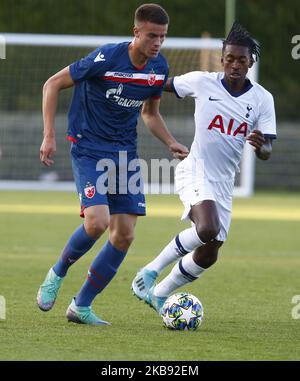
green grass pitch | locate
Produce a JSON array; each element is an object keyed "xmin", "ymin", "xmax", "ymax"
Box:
[{"xmin": 0, "ymin": 191, "xmax": 300, "ymax": 360}]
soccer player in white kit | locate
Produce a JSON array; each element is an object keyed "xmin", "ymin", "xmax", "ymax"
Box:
[{"xmin": 132, "ymin": 22, "xmax": 277, "ymax": 314}]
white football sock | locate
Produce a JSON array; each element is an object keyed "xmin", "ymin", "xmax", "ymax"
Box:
[
  {"xmin": 153, "ymin": 252, "xmax": 206, "ymax": 298},
  {"xmin": 145, "ymin": 226, "xmax": 204, "ymax": 274}
]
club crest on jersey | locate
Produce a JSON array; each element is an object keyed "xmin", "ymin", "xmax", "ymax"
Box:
[
  {"xmin": 148, "ymin": 70, "xmax": 156, "ymax": 86},
  {"xmin": 84, "ymin": 183, "xmax": 95, "ymax": 199},
  {"xmin": 245, "ymin": 105, "xmax": 253, "ymax": 118}
]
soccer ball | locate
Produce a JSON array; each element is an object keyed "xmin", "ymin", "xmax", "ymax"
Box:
[{"xmin": 161, "ymin": 292, "xmax": 204, "ymax": 331}]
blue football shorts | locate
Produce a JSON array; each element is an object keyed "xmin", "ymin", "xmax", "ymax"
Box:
[{"xmin": 71, "ymin": 144, "xmax": 146, "ymax": 218}]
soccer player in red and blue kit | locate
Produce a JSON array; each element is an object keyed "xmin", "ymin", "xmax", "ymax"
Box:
[{"xmin": 37, "ymin": 3, "xmax": 188, "ymax": 325}]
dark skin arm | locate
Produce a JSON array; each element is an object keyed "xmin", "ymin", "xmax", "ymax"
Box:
[
  {"xmin": 164, "ymin": 78, "xmax": 173, "ymax": 92},
  {"xmin": 246, "ymin": 130, "xmax": 273, "ymax": 160}
]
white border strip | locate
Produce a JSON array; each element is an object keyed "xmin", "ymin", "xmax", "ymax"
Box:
[
  {"xmin": 0, "ymin": 181, "xmax": 76, "ymax": 191},
  {"xmin": 0, "ymin": 35, "xmax": 6, "ymax": 59},
  {"xmin": 0, "ymin": 181, "xmax": 175, "ymax": 193},
  {"xmin": 3, "ymin": 33, "xmax": 223, "ymax": 49},
  {"xmin": 0, "ymin": 180, "xmax": 245, "ymax": 196}
]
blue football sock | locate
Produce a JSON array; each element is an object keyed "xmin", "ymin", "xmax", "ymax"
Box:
[
  {"xmin": 53, "ymin": 225, "xmax": 97, "ymax": 277},
  {"xmin": 75, "ymin": 240, "xmax": 127, "ymax": 307}
]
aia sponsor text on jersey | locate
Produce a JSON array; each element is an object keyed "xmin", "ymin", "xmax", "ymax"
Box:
[{"xmin": 208, "ymin": 115, "xmax": 248, "ymax": 137}]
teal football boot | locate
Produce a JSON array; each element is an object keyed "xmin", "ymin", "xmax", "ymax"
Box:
[
  {"xmin": 66, "ymin": 298, "xmax": 111, "ymax": 326},
  {"xmin": 132, "ymin": 268, "xmax": 158, "ymax": 301},
  {"xmin": 145, "ymin": 286, "xmax": 167, "ymax": 315},
  {"xmin": 37, "ymin": 268, "xmax": 64, "ymax": 311}
]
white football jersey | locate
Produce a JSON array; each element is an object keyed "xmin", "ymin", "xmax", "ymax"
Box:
[{"xmin": 173, "ymin": 71, "xmax": 277, "ymax": 181}]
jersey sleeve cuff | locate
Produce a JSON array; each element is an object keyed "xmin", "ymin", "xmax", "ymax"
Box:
[
  {"xmin": 171, "ymin": 77, "xmax": 183, "ymax": 99},
  {"xmin": 263, "ymin": 134, "xmax": 277, "ymax": 139},
  {"xmin": 69, "ymin": 63, "xmax": 78, "ymax": 82}
]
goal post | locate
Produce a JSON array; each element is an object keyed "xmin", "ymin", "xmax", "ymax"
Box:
[{"xmin": 0, "ymin": 33, "xmax": 257, "ymax": 196}]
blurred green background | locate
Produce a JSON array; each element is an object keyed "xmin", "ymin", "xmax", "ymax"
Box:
[
  {"xmin": 1, "ymin": 0, "xmax": 299, "ymax": 120},
  {"xmin": 0, "ymin": 0, "xmax": 299, "ymax": 190}
]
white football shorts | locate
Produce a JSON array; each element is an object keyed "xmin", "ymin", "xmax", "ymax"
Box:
[{"xmin": 175, "ymin": 155, "xmax": 235, "ymax": 242}]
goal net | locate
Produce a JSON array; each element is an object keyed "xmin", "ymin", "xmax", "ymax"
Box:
[{"xmin": 0, "ymin": 33, "xmax": 257, "ymax": 196}]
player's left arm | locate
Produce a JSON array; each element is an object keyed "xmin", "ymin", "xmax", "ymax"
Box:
[
  {"xmin": 141, "ymin": 97, "xmax": 189, "ymax": 160},
  {"xmin": 246, "ymin": 131, "xmax": 273, "ymax": 160},
  {"xmin": 247, "ymin": 91, "xmax": 276, "ymax": 161}
]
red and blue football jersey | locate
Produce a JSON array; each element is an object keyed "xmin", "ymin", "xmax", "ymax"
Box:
[{"xmin": 68, "ymin": 41, "xmax": 169, "ymax": 153}]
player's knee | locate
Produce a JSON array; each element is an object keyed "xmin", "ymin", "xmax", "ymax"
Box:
[
  {"xmin": 193, "ymin": 243, "xmax": 221, "ymax": 268},
  {"xmin": 110, "ymin": 231, "xmax": 135, "ymax": 251},
  {"xmin": 122, "ymin": 232, "xmax": 135, "ymax": 249},
  {"xmin": 196, "ymin": 224, "xmax": 220, "ymax": 243},
  {"xmin": 84, "ymin": 217, "xmax": 109, "ymax": 240},
  {"xmin": 197, "ymin": 253, "xmax": 218, "ymax": 268}
]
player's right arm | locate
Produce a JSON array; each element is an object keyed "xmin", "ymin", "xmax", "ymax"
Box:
[
  {"xmin": 40, "ymin": 66, "xmax": 74, "ymax": 166},
  {"xmin": 164, "ymin": 78, "xmax": 174, "ymax": 92}
]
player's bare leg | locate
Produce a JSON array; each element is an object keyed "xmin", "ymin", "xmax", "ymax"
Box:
[
  {"xmin": 84, "ymin": 205, "xmax": 110, "ymax": 240},
  {"xmin": 109, "ymin": 214, "xmax": 137, "ymax": 252},
  {"xmin": 189, "ymin": 200, "xmax": 220, "ymax": 244},
  {"xmin": 37, "ymin": 205, "xmax": 109, "ymax": 312},
  {"xmin": 193, "ymin": 239, "xmax": 223, "ymax": 269}
]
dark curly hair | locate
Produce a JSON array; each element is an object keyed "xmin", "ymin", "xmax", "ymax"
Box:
[{"xmin": 223, "ymin": 22, "xmax": 260, "ymax": 63}]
